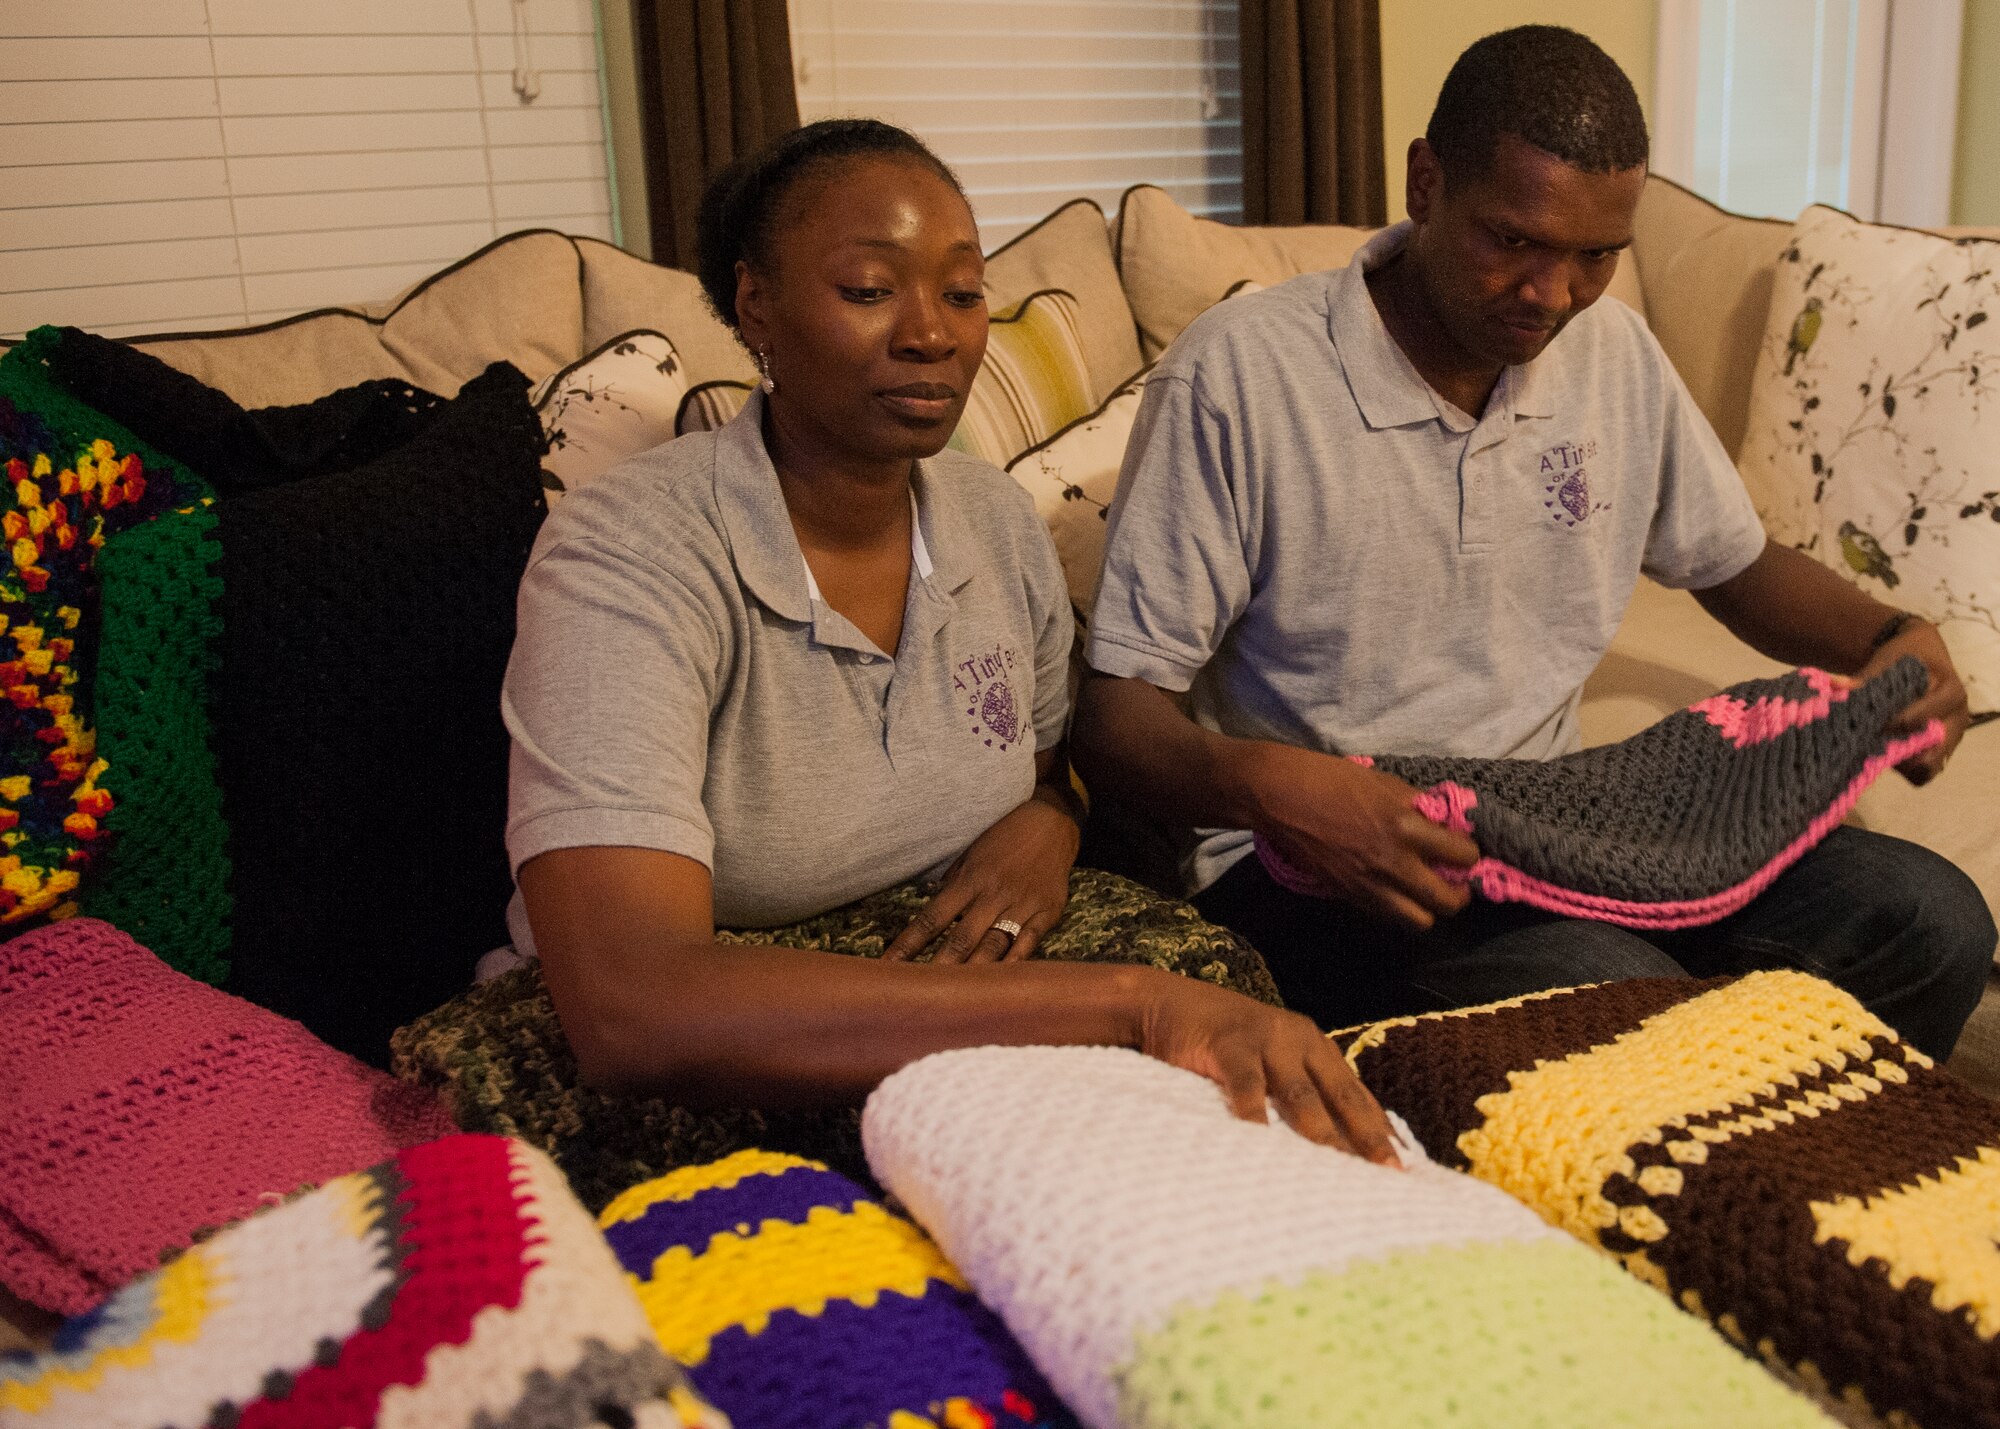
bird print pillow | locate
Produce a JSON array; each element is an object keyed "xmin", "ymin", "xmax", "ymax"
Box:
[{"xmin": 1736, "ymin": 205, "xmax": 2000, "ymax": 716}]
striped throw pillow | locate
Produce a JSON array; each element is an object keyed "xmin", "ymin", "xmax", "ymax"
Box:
[{"xmin": 950, "ymin": 288, "xmax": 1094, "ymax": 466}]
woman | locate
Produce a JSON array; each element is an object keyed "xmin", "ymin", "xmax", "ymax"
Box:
[{"xmin": 502, "ymin": 119, "xmax": 1393, "ymax": 1163}]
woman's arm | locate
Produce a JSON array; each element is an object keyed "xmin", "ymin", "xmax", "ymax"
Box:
[{"xmin": 519, "ymin": 842, "xmax": 1399, "ymax": 1164}]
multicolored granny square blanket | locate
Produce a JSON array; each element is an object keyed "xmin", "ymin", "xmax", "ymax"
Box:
[
  {"xmin": 1342, "ymin": 972, "xmax": 2000, "ymax": 1429},
  {"xmin": 599, "ymin": 1150, "xmax": 1076, "ymax": 1429},
  {"xmin": 0, "ymin": 331, "xmax": 195, "ymax": 934},
  {"xmin": 862, "ymin": 1044, "xmax": 1831, "ymax": 1429},
  {"xmin": 0, "ymin": 1135, "xmax": 724, "ymax": 1429},
  {"xmin": 1258, "ymin": 658, "xmax": 1942, "ymax": 928}
]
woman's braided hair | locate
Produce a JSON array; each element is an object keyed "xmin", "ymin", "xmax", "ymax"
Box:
[{"xmin": 695, "ymin": 118, "xmax": 966, "ymax": 333}]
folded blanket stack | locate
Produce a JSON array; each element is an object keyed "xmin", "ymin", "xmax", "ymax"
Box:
[
  {"xmin": 1343, "ymin": 972, "xmax": 2000, "ymax": 1429},
  {"xmin": 598, "ymin": 1149, "xmax": 1077, "ymax": 1429},
  {"xmin": 0, "ymin": 918, "xmax": 455, "ymax": 1315},
  {"xmin": 0, "ymin": 1135, "xmax": 719, "ymax": 1429},
  {"xmin": 863, "ymin": 1044, "xmax": 1831, "ymax": 1428},
  {"xmin": 1259, "ymin": 660, "xmax": 1941, "ymax": 927}
]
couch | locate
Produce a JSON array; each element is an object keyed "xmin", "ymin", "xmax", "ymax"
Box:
[
  {"xmin": 12, "ymin": 174, "xmax": 1989, "ymax": 1093},
  {"xmin": 4, "ymin": 178, "xmax": 2000, "ymax": 1412}
]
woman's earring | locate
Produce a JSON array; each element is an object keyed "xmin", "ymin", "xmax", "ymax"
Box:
[{"xmin": 756, "ymin": 347, "xmax": 776, "ymax": 394}]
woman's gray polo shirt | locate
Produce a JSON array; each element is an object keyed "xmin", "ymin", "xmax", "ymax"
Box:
[
  {"xmin": 503, "ymin": 390, "xmax": 1071, "ymax": 948},
  {"xmin": 1086, "ymin": 223, "xmax": 1767, "ymax": 895}
]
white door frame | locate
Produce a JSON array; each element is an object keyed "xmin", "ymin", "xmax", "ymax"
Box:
[{"xmin": 1652, "ymin": 0, "xmax": 1962, "ymax": 226}]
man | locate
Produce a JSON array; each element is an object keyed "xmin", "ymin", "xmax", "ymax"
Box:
[{"xmin": 1071, "ymin": 25, "xmax": 1994, "ymax": 1059}]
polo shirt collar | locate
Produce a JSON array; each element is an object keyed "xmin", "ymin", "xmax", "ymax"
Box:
[
  {"xmin": 1329, "ymin": 222, "xmax": 1443, "ymax": 432},
  {"xmin": 713, "ymin": 388, "xmax": 812, "ymax": 624},
  {"xmin": 712, "ymin": 389, "xmax": 978, "ymax": 633},
  {"xmin": 1329, "ymin": 221, "xmax": 1560, "ymax": 432}
]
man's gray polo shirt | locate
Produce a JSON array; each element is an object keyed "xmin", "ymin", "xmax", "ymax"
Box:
[
  {"xmin": 1086, "ymin": 223, "xmax": 1767, "ymax": 895},
  {"xmin": 504, "ymin": 389, "xmax": 1071, "ymax": 950}
]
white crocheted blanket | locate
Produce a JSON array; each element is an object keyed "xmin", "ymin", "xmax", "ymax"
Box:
[{"xmin": 863, "ymin": 1045, "xmax": 1833, "ymax": 1429}]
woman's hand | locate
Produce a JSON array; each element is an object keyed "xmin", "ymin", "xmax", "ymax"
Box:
[
  {"xmin": 884, "ymin": 796, "xmax": 1080, "ymax": 964},
  {"xmin": 1137, "ymin": 970, "xmax": 1402, "ymax": 1165}
]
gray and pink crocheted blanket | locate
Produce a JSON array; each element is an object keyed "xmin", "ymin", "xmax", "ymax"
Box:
[{"xmin": 1257, "ymin": 658, "xmax": 1943, "ymax": 929}]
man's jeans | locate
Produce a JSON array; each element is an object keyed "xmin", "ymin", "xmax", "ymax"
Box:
[{"xmin": 1196, "ymin": 826, "xmax": 1996, "ymax": 1059}]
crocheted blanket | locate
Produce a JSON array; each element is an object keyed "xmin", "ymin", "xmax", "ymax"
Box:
[
  {"xmin": 39, "ymin": 325, "xmax": 453, "ymax": 496},
  {"xmin": 863, "ymin": 1044, "xmax": 1832, "ymax": 1428},
  {"xmin": 0, "ymin": 332, "xmax": 197, "ymax": 937},
  {"xmin": 599, "ymin": 1149, "xmax": 1075, "ymax": 1429},
  {"xmin": 1341, "ymin": 972, "xmax": 2000, "ymax": 1429},
  {"xmin": 391, "ymin": 868, "xmax": 1277, "ymax": 1211},
  {"xmin": 0, "ymin": 1134, "xmax": 724, "ymax": 1429},
  {"xmin": 1257, "ymin": 659, "xmax": 1943, "ymax": 928},
  {"xmin": 31, "ymin": 324, "xmax": 550, "ymax": 1055},
  {"xmin": 0, "ymin": 918, "xmax": 454, "ymax": 1316}
]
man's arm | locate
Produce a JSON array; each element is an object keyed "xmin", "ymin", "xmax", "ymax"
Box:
[
  {"xmin": 1694, "ymin": 538, "xmax": 1969, "ymax": 780},
  {"xmin": 1071, "ymin": 673, "xmax": 1477, "ymax": 929}
]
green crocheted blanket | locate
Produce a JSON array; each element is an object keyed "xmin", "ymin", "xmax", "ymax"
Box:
[{"xmin": 0, "ymin": 329, "xmax": 226, "ymax": 981}]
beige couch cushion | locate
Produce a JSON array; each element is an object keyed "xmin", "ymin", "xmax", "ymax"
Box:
[
  {"xmin": 128, "ymin": 230, "xmax": 587, "ymax": 408},
  {"xmin": 983, "ymin": 199, "xmax": 1143, "ymax": 405},
  {"xmin": 574, "ymin": 237, "xmax": 757, "ymax": 389},
  {"xmin": 1115, "ymin": 185, "xmax": 1372, "ymax": 357},
  {"xmin": 1581, "ymin": 576, "xmax": 2000, "ymax": 933},
  {"xmin": 1628, "ymin": 178, "xmax": 1792, "ymax": 459},
  {"xmin": 1114, "ymin": 184, "xmax": 1648, "ymax": 359}
]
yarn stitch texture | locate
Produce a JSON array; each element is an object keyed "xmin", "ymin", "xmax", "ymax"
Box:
[
  {"xmin": 392, "ymin": 868, "xmax": 1278, "ymax": 1211},
  {"xmin": 1340, "ymin": 972, "xmax": 2000, "ymax": 1429},
  {"xmin": 0, "ymin": 332, "xmax": 196, "ymax": 934},
  {"xmin": 600, "ymin": 1149, "xmax": 1075, "ymax": 1429},
  {"xmin": 0, "ymin": 1134, "xmax": 721, "ymax": 1429},
  {"xmin": 79, "ymin": 495, "xmax": 227, "ymax": 980},
  {"xmin": 862, "ymin": 1043, "xmax": 1831, "ymax": 1429},
  {"xmin": 1256, "ymin": 659, "xmax": 1942, "ymax": 928},
  {"xmin": 0, "ymin": 918, "xmax": 454, "ymax": 1317},
  {"xmin": 39, "ymin": 326, "xmax": 452, "ymax": 496},
  {"xmin": 205, "ymin": 360, "xmax": 546, "ymax": 1062}
]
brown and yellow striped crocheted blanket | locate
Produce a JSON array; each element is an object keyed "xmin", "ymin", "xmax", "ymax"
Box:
[{"xmin": 1342, "ymin": 972, "xmax": 2000, "ymax": 1429}]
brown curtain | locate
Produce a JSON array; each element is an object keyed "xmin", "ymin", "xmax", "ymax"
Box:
[
  {"xmin": 1239, "ymin": 0, "xmax": 1386, "ymax": 227},
  {"xmin": 633, "ymin": 0, "xmax": 801, "ymax": 269}
]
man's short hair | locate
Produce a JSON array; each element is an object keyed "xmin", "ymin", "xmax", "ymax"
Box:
[{"xmin": 1426, "ymin": 25, "xmax": 1649, "ymax": 184}]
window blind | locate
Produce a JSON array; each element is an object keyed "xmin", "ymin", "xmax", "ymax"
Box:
[
  {"xmin": 1, "ymin": 0, "xmax": 616, "ymax": 340},
  {"xmin": 789, "ymin": 0, "xmax": 1240, "ymax": 250}
]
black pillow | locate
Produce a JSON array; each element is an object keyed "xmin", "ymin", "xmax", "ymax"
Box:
[
  {"xmin": 210, "ymin": 361, "xmax": 546, "ymax": 1062},
  {"xmin": 44, "ymin": 327, "xmax": 451, "ymax": 495}
]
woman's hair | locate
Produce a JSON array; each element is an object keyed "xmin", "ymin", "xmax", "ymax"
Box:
[{"xmin": 695, "ymin": 118, "xmax": 966, "ymax": 331}]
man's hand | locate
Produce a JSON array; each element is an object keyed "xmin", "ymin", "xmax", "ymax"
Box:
[
  {"xmin": 1247, "ymin": 744, "xmax": 1479, "ymax": 929},
  {"xmin": 884, "ymin": 799, "xmax": 1080, "ymax": 964},
  {"xmin": 1860, "ymin": 617, "xmax": 1969, "ymax": 783}
]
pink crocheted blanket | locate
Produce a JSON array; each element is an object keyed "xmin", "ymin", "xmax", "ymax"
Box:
[
  {"xmin": 0, "ymin": 918, "xmax": 455, "ymax": 1314},
  {"xmin": 1257, "ymin": 659, "xmax": 1944, "ymax": 930}
]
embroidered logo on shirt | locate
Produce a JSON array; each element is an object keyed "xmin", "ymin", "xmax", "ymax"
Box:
[
  {"xmin": 1539, "ymin": 439, "xmax": 1610, "ymax": 528},
  {"xmin": 956, "ymin": 644, "xmax": 1023, "ymax": 751}
]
